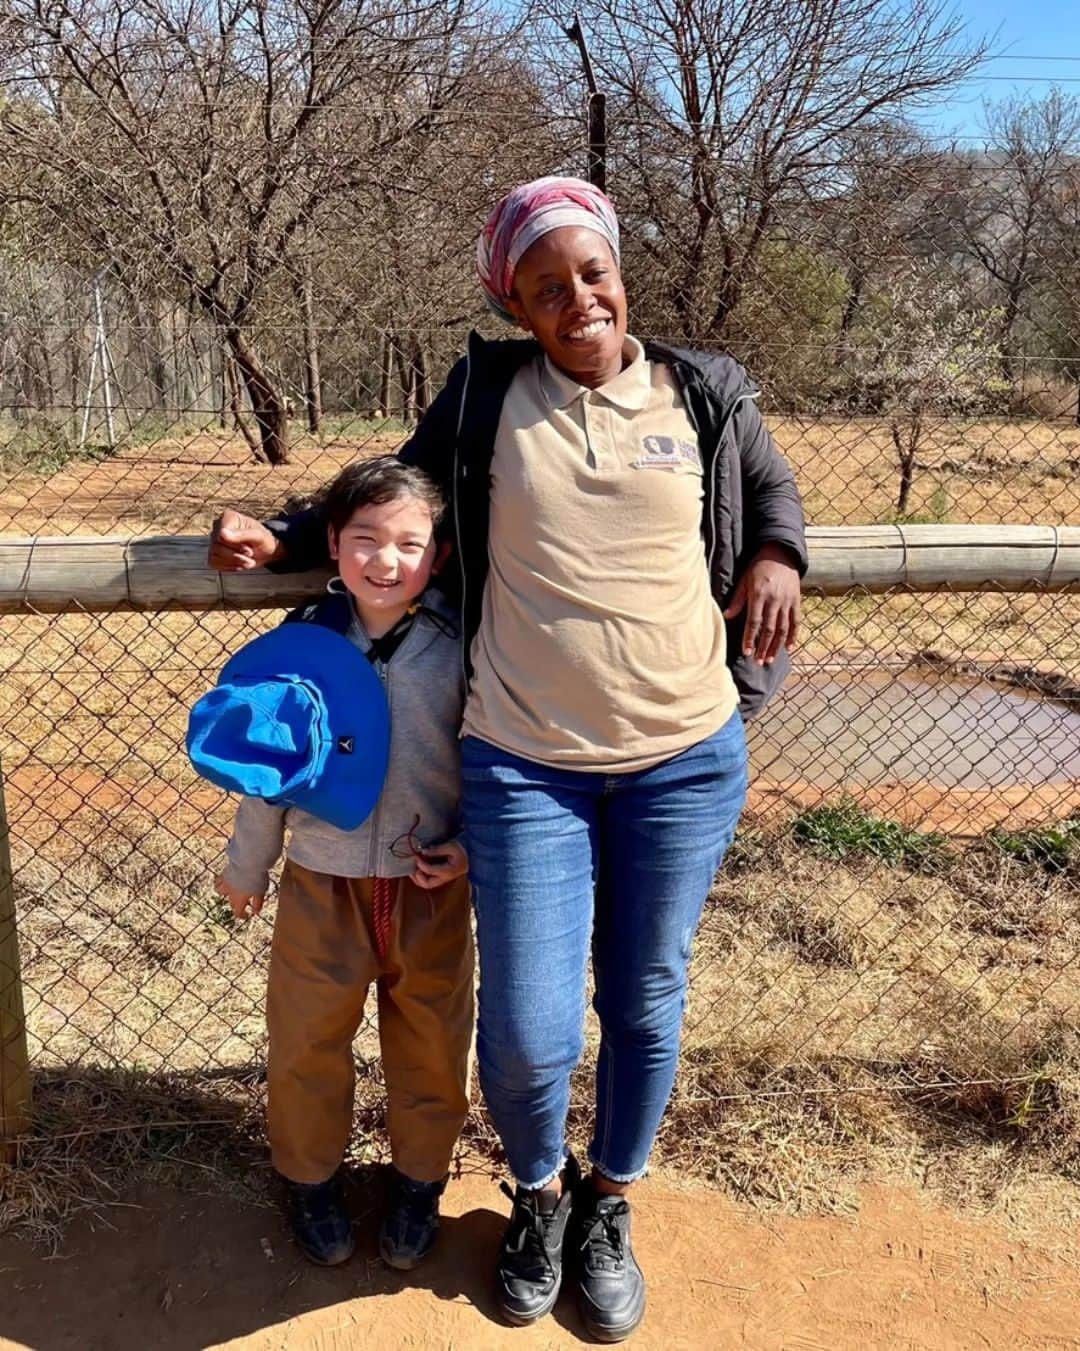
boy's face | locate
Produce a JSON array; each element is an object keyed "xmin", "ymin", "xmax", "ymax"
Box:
[{"xmin": 330, "ymin": 495, "xmax": 440, "ymax": 627}]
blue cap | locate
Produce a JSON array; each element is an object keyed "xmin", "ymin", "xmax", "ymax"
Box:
[{"xmin": 186, "ymin": 623, "xmax": 390, "ymax": 830}]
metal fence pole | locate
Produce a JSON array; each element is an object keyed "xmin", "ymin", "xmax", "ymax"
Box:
[
  {"xmin": 0, "ymin": 757, "xmax": 31, "ymax": 1159},
  {"xmin": 565, "ymin": 15, "xmax": 607, "ymax": 192}
]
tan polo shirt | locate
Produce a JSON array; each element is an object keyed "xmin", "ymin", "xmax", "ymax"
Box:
[{"xmin": 462, "ymin": 336, "xmax": 739, "ymax": 771}]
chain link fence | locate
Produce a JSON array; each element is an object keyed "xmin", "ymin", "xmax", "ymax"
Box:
[{"xmin": 1, "ymin": 0, "xmax": 1079, "ymax": 1232}]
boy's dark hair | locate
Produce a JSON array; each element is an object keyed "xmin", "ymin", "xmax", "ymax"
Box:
[{"xmin": 320, "ymin": 456, "xmax": 446, "ymax": 539}]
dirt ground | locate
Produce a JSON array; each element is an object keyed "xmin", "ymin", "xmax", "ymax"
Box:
[
  {"xmin": 2, "ymin": 1166, "xmax": 1078, "ymax": 1351},
  {"xmin": 2, "ymin": 413, "xmax": 1079, "ymax": 537},
  {"xmin": 3, "ymin": 415, "xmax": 1079, "ymax": 1348}
]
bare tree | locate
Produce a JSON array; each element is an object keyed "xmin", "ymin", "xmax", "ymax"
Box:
[
  {"xmin": 317, "ymin": 44, "xmax": 563, "ymax": 423},
  {"xmin": 1038, "ymin": 157, "xmax": 1080, "ymax": 424},
  {"xmin": 0, "ymin": 0, "xmax": 486, "ymax": 462},
  {"xmin": 812, "ymin": 126, "xmax": 947, "ymax": 347},
  {"xmin": 951, "ymin": 89, "xmax": 1080, "ymax": 388},
  {"xmin": 292, "ymin": 250, "xmax": 323, "ymax": 436},
  {"xmin": 536, "ymin": 0, "xmax": 988, "ymax": 345}
]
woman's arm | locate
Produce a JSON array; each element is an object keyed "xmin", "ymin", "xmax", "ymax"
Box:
[
  {"xmin": 207, "ymin": 357, "xmax": 467, "ymax": 574},
  {"xmin": 731, "ymin": 395, "xmax": 807, "ymax": 573},
  {"xmin": 724, "ymin": 395, "xmax": 807, "ymax": 666}
]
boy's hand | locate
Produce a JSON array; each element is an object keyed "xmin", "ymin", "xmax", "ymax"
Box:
[
  {"xmin": 208, "ymin": 509, "xmax": 284, "ymax": 572},
  {"xmin": 411, "ymin": 840, "xmax": 468, "ymax": 891},
  {"xmin": 215, "ymin": 872, "xmax": 266, "ymax": 920}
]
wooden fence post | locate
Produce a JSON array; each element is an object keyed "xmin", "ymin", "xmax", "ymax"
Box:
[{"xmin": 0, "ymin": 757, "xmax": 31, "ymax": 1160}]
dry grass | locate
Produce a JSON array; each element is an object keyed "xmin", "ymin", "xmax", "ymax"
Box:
[
  {"xmin": 0, "ymin": 425, "xmax": 395, "ymax": 537},
  {"xmin": 2, "ymin": 413, "xmax": 1079, "ymax": 1244},
  {"xmin": 651, "ymin": 826, "xmax": 1080, "ymax": 1226},
  {"xmin": 4, "ymin": 802, "xmax": 1078, "ymax": 1245},
  {"xmin": 1, "ymin": 413, "xmax": 1079, "ymax": 537},
  {"xmin": 798, "ymin": 590, "xmax": 1080, "ymax": 679},
  {"xmin": 0, "ymin": 1069, "xmax": 267, "ymax": 1249},
  {"xmin": 3, "ymin": 599, "xmax": 1078, "ymax": 1244},
  {"xmin": 772, "ymin": 414, "xmax": 1080, "ymax": 527}
]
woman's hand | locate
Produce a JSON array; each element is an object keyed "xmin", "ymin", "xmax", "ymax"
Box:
[
  {"xmin": 722, "ymin": 543, "xmax": 801, "ymax": 667},
  {"xmin": 215, "ymin": 872, "xmax": 266, "ymax": 920},
  {"xmin": 208, "ymin": 509, "xmax": 284, "ymax": 571},
  {"xmin": 412, "ymin": 840, "xmax": 469, "ymax": 891}
]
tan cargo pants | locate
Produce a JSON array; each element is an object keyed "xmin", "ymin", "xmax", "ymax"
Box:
[{"xmin": 267, "ymin": 859, "xmax": 474, "ymax": 1185}]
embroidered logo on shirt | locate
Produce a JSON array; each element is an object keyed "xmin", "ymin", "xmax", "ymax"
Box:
[{"xmin": 630, "ymin": 435, "xmax": 702, "ymax": 471}]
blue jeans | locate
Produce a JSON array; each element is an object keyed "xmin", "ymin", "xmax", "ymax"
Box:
[{"xmin": 461, "ymin": 711, "xmax": 748, "ymax": 1188}]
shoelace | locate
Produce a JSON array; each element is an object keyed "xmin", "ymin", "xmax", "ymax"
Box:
[
  {"xmin": 500, "ymin": 1182, "xmax": 556, "ymax": 1276},
  {"xmin": 579, "ymin": 1203, "xmax": 626, "ymax": 1271}
]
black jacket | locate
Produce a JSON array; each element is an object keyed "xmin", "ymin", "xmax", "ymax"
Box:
[{"xmin": 267, "ymin": 331, "xmax": 808, "ymax": 719}]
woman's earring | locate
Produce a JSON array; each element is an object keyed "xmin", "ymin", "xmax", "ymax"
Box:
[{"xmin": 327, "ymin": 576, "xmax": 346, "ymax": 594}]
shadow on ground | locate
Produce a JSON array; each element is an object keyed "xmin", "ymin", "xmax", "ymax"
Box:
[
  {"xmin": 5, "ymin": 1163, "xmax": 1080, "ymax": 1350},
  {"xmin": 1, "ymin": 1163, "xmax": 605, "ymax": 1350}
]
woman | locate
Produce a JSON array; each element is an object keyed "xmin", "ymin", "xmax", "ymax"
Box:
[{"xmin": 211, "ymin": 176, "xmax": 805, "ymax": 1342}]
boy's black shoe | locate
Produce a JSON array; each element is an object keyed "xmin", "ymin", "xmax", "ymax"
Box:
[
  {"xmin": 495, "ymin": 1155, "xmax": 581, "ymax": 1326},
  {"xmin": 284, "ymin": 1173, "xmax": 355, "ymax": 1266},
  {"xmin": 379, "ymin": 1170, "xmax": 447, "ymax": 1270},
  {"xmin": 573, "ymin": 1185, "xmax": 646, "ymax": 1343}
]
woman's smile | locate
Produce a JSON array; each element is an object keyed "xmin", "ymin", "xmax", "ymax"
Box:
[{"xmin": 563, "ymin": 316, "xmax": 612, "ymax": 343}]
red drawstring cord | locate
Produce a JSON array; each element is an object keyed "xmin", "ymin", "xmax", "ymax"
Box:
[{"xmin": 372, "ymin": 876, "xmax": 396, "ymax": 962}]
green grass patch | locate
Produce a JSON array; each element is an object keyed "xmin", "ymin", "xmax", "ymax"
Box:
[
  {"xmin": 306, "ymin": 413, "xmax": 410, "ymax": 442},
  {"xmin": 116, "ymin": 412, "xmax": 221, "ymax": 446},
  {"xmin": 0, "ymin": 415, "xmax": 117, "ymax": 476},
  {"xmin": 0, "ymin": 411, "xmax": 222, "ymax": 476},
  {"xmin": 791, "ymin": 800, "xmax": 950, "ymax": 869},
  {"xmin": 990, "ymin": 817, "xmax": 1080, "ymax": 874},
  {"xmin": 884, "ymin": 486, "xmax": 951, "ymax": 525}
]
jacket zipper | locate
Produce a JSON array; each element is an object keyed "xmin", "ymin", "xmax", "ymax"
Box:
[
  {"xmin": 452, "ymin": 343, "xmax": 473, "ymax": 687},
  {"xmin": 368, "ymin": 657, "xmax": 391, "ymax": 877},
  {"xmin": 364, "ymin": 612, "xmax": 431, "ymax": 877}
]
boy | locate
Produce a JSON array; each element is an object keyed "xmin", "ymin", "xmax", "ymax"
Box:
[{"xmin": 208, "ymin": 458, "xmax": 472, "ymax": 1270}]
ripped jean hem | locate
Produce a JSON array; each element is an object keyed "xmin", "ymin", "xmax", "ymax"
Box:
[
  {"xmin": 513, "ymin": 1153, "xmax": 568, "ymax": 1192},
  {"xmin": 587, "ymin": 1151, "xmax": 649, "ymax": 1185}
]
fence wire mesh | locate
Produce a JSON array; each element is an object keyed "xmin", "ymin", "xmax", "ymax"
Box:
[{"xmin": 1, "ymin": 0, "xmax": 1079, "ymax": 1219}]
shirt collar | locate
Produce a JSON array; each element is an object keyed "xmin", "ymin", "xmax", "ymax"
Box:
[{"xmin": 540, "ymin": 335, "xmax": 650, "ymax": 412}]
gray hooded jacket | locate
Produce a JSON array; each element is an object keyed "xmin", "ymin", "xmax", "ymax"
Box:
[{"xmin": 221, "ymin": 587, "xmax": 464, "ymax": 895}]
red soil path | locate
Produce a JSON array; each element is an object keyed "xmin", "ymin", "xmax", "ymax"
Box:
[{"xmin": 2, "ymin": 1171, "xmax": 1077, "ymax": 1349}]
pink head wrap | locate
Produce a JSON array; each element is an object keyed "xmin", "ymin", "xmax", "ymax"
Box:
[{"xmin": 476, "ymin": 175, "xmax": 620, "ymax": 322}]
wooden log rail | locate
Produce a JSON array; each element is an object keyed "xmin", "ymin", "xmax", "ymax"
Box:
[{"xmin": 0, "ymin": 525, "xmax": 1078, "ymax": 612}]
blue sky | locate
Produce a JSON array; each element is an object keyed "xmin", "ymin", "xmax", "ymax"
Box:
[{"xmin": 923, "ymin": 0, "xmax": 1080, "ymax": 140}]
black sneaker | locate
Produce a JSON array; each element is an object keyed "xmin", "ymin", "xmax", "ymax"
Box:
[
  {"xmin": 495, "ymin": 1155, "xmax": 581, "ymax": 1326},
  {"xmin": 573, "ymin": 1187, "xmax": 646, "ymax": 1342},
  {"xmin": 378, "ymin": 1170, "xmax": 447, "ymax": 1270},
  {"xmin": 283, "ymin": 1173, "xmax": 355, "ymax": 1266}
]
